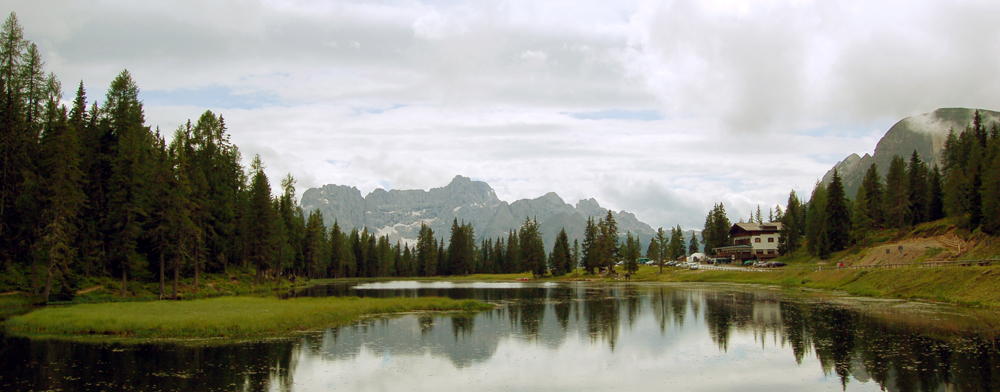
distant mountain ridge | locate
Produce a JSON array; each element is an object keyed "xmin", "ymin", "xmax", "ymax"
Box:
[
  {"xmin": 823, "ymin": 108, "xmax": 1000, "ymax": 197},
  {"xmin": 300, "ymin": 176, "xmax": 658, "ymax": 251}
]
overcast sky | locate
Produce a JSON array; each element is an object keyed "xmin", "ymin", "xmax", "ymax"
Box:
[{"xmin": 11, "ymin": 0, "xmax": 1000, "ymax": 230}]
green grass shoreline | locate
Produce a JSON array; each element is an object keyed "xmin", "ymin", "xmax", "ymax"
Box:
[{"xmin": 4, "ymin": 296, "xmax": 492, "ymax": 342}]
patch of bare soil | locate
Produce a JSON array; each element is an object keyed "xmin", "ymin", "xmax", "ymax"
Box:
[{"xmin": 851, "ymin": 231, "xmax": 969, "ymax": 266}]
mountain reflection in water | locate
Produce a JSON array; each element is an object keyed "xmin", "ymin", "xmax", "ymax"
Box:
[{"xmin": 2, "ymin": 282, "xmax": 999, "ymax": 391}]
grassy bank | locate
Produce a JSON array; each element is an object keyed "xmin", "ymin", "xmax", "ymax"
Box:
[
  {"xmin": 553, "ymin": 264, "xmax": 1000, "ymax": 307},
  {"xmin": 4, "ymin": 296, "xmax": 492, "ymax": 341}
]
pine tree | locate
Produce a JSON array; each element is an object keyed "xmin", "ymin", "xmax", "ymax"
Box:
[
  {"xmin": 582, "ymin": 217, "xmax": 598, "ymax": 274},
  {"xmin": 303, "ymin": 209, "xmax": 326, "ymax": 279},
  {"xmin": 328, "ymin": 221, "xmax": 344, "ymax": 277},
  {"xmin": 646, "ymin": 236, "xmax": 660, "ymax": 263},
  {"xmin": 506, "ymin": 230, "xmax": 519, "ymax": 274},
  {"xmin": 688, "ymin": 234, "xmax": 700, "ymax": 255},
  {"xmin": 549, "ymin": 228, "xmax": 571, "ymax": 276},
  {"xmin": 779, "ymin": 190, "xmax": 802, "ymax": 255},
  {"xmin": 622, "ymin": 232, "xmax": 640, "ymax": 274},
  {"xmin": 656, "ymin": 227, "xmax": 667, "ymax": 270},
  {"xmin": 37, "ymin": 103, "xmax": 84, "ymax": 302},
  {"xmin": 805, "ymin": 182, "xmax": 828, "ymax": 256},
  {"xmin": 598, "ymin": 211, "xmax": 619, "ymax": 272},
  {"xmin": 417, "ymin": 223, "xmax": 437, "ymax": 276},
  {"xmin": 861, "ymin": 163, "xmax": 884, "ymax": 228},
  {"xmin": 907, "ymin": 151, "xmax": 930, "ymax": 225},
  {"xmin": 824, "ymin": 169, "xmax": 851, "ymax": 253},
  {"xmin": 927, "ymin": 166, "xmax": 945, "ymax": 222},
  {"xmin": 103, "ymin": 70, "xmax": 153, "ymax": 296},
  {"xmin": 519, "ymin": 217, "xmax": 546, "ymax": 277},
  {"xmin": 247, "ymin": 155, "xmax": 277, "ymax": 284},
  {"xmin": 884, "ymin": 155, "xmax": 910, "ymax": 229},
  {"xmin": 981, "ymin": 153, "xmax": 1000, "ymax": 234}
]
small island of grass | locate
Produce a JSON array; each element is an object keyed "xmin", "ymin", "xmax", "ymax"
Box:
[{"xmin": 4, "ymin": 296, "xmax": 492, "ymax": 341}]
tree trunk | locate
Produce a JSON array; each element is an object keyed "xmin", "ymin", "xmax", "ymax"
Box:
[
  {"xmin": 159, "ymin": 252, "xmax": 165, "ymax": 299},
  {"xmin": 120, "ymin": 268, "xmax": 127, "ymax": 297},
  {"xmin": 173, "ymin": 262, "xmax": 179, "ymax": 299},
  {"xmin": 30, "ymin": 259, "xmax": 39, "ymax": 297},
  {"xmin": 193, "ymin": 245, "xmax": 200, "ymax": 288},
  {"xmin": 42, "ymin": 258, "xmax": 54, "ymax": 303}
]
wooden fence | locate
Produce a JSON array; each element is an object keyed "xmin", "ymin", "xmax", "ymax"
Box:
[{"xmin": 813, "ymin": 259, "xmax": 998, "ymax": 272}]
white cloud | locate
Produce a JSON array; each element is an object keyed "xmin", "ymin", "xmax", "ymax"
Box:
[{"xmin": 10, "ymin": 0, "xmax": 1000, "ymax": 231}]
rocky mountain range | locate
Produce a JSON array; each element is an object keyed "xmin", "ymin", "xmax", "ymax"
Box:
[
  {"xmin": 822, "ymin": 107, "xmax": 1000, "ymax": 198},
  {"xmin": 300, "ymin": 176, "xmax": 659, "ymax": 251}
]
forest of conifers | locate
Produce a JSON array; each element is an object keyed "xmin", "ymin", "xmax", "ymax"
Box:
[
  {"xmin": 1, "ymin": 14, "xmax": 644, "ymax": 302},
  {"xmin": 717, "ymin": 110, "xmax": 1000, "ymax": 260}
]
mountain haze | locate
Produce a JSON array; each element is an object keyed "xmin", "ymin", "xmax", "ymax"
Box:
[
  {"xmin": 823, "ymin": 108, "xmax": 1000, "ymax": 198},
  {"xmin": 301, "ymin": 176, "xmax": 657, "ymax": 251}
]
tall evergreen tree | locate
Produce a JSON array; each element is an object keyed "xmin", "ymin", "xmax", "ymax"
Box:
[
  {"xmin": 37, "ymin": 102, "xmax": 84, "ymax": 301},
  {"xmin": 824, "ymin": 169, "xmax": 851, "ymax": 254},
  {"xmin": 247, "ymin": 155, "xmax": 278, "ymax": 284},
  {"xmin": 779, "ymin": 190, "xmax": 802, "ymax": 255},
  {"xmin": 519, "ymin": 217, "xmax": 546, "ymax": 277},
  {"xmin": 907, "ymin": 151, "xmax": 930, "ymax": 225},
  {"xmin": 549, "ymin": 228, "xmax": 572, "ymax": 276},
  {"xmin": 598, "ymin": 211, "xmax": 619, "ymax": 272},
  {"xmin": 927, "ymin": 166, "xmax": 945, "ymax": 222},
  {"xmin": 103, "ymin": 70, "xmax": 153, "ymax": 296},
  {"xmin": 622, "ymin": 231, "xmax": 640, "ymax": 275},
  {"xmin": 581, "ymin": 217, "xmax": 598, "ymax": 274},
  {"xmin": 805, "ymin": 182, "xmax": 828, "ymax": 257},
  {"xmin": 688, "ymin": 234, "xmax": 700, "ymax": 256},
  {"xmin": 861, "ymin": 163, "xmax": 884, "ymax": 228},
  {"xmin": 417, "ymin": 223, "xmax": 437, "ymax": 276},
  {"xmin": 883, "ymin": 155, "xmax": 910, "ymax": 229}
]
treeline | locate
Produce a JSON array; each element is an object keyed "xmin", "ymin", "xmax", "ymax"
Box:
[
  {"xmin": 780, "ymin": 110, "xmax": 999, "ymax": 258},
  {"xmin": 695, "ymin": 111, "xmax": 999, "ymax": 259},
  {"xmin": 2, "ymin": 13, "xmax": 635, "ymax": 302}
]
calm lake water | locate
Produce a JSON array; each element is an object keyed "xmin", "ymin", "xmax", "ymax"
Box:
[{"xmin": 3, "ymin": 281, "xmax": 1000, "ymax": 391}]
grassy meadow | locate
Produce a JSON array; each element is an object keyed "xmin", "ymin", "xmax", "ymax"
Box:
[{"xmin": 4, "ymin": 295, "xmax": 492, "ymax": 341}]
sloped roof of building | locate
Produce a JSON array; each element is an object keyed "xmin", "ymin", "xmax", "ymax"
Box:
[{"xmin": 730, "ymin": 222, "xmax": 783, "ymax": 233}]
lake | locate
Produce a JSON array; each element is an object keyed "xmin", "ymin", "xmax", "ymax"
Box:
[{"xmin": 2, "ymin": 281, "xmax": 999, "ymax": 391}]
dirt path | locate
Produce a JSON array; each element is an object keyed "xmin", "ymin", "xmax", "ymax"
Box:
[{"xmin": 77, "ymin": 285, "xmax": 103, "ymax": 295}]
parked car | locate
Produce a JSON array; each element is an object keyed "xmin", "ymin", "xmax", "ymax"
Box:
[
  {"xmin": 769, "ymin": 261, "xmax": 787, "ymax": 268},
  {"xmin": 688, "ymin": 262, "xmax": 699, "ymax": 270}
]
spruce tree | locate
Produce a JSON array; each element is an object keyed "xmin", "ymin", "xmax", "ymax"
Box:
[
  {"xmin": 861, "ymin": 163, "xmax": 883, "ymax": 228},
  {"xmin": 824, "ymin": 169, "xmax": 851, "ymax": 253},
  {"xmin": 907, "ymin": 151, "xmax": 930, "ymax": 225},
  {"xmin": 884, "ymin": 155, "xmax": 911, "ymax": 229},
  {"xmin": 805, "ymin": 182, "xmax": 828, "ymax": 256},
  {"xmin": 852, "ymin": 186, "xmax": 871, "ymax": 246},
  {"xmin": 928, "ymin": 166, "xmax": 945, "ymax": 222},
  {"xmin": 38, "ymin": 104, "xmax": 84, "ymax": 302},
  {"xmin": 778, "ymin": 190, "xmax": 802, "ymax": 255},
  {"xmin": 688, "ymin": 235, "xmax": 700, "ymax": 255},
  {"xmin": 549, "ymin": 228, "xmax": 571, "ymax": 276},
  {"xmin": 582, "ymin": 217, "xmax": 598, "ymax": 274},
  {"xmin": 417, "ymin": 223, "xmax": 437, "ymax": 276},
  {"xmin": 519, "ymin": 217, "xmax": 546, "ymax": 277}
]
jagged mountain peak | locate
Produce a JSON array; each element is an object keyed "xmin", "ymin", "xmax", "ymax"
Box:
[{"xmin": 301, "ymin": 176, "xmax": 657, "ymax": 250}]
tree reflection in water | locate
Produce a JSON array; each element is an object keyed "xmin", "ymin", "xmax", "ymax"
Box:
[{"xmin": 4, "ymin": 282, "xmax": 1000, "ymax": 391}]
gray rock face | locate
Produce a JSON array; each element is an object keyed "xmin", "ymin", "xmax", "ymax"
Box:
[
  {"xmin": 822, "ymin": 108, "xmax": 1000, "ymax": 198},
  {"xmin": 301, "ymin": 175, "xmax": 658, "ymax": 250}
]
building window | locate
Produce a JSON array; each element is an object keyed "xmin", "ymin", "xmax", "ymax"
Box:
[
  {"xmin": 768, "ymin": 237, "xmax": 774, "ymax": 243},
  {"xmin": 754, "ymin": 238, "xmax": 761, "ymax": 243}
]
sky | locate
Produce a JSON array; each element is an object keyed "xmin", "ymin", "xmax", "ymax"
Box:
[{"xmin": 10, "ymin": 0, "xmax": 1000, "ymax": 230}]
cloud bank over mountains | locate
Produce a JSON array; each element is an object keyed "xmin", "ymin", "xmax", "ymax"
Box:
[{"xmin": 13, "ymin": 0, "xmax": 1000, "ymax": 230}]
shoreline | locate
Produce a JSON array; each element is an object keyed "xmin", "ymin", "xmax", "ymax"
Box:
[{"xmin": 3, "ymin": 295, "xmax": 492, "ymax": 343}]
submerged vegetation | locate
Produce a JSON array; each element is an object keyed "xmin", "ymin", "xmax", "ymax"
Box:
[{"xmin": 4, "ymin": 296, "xmax": 491, "ymax": 341}]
